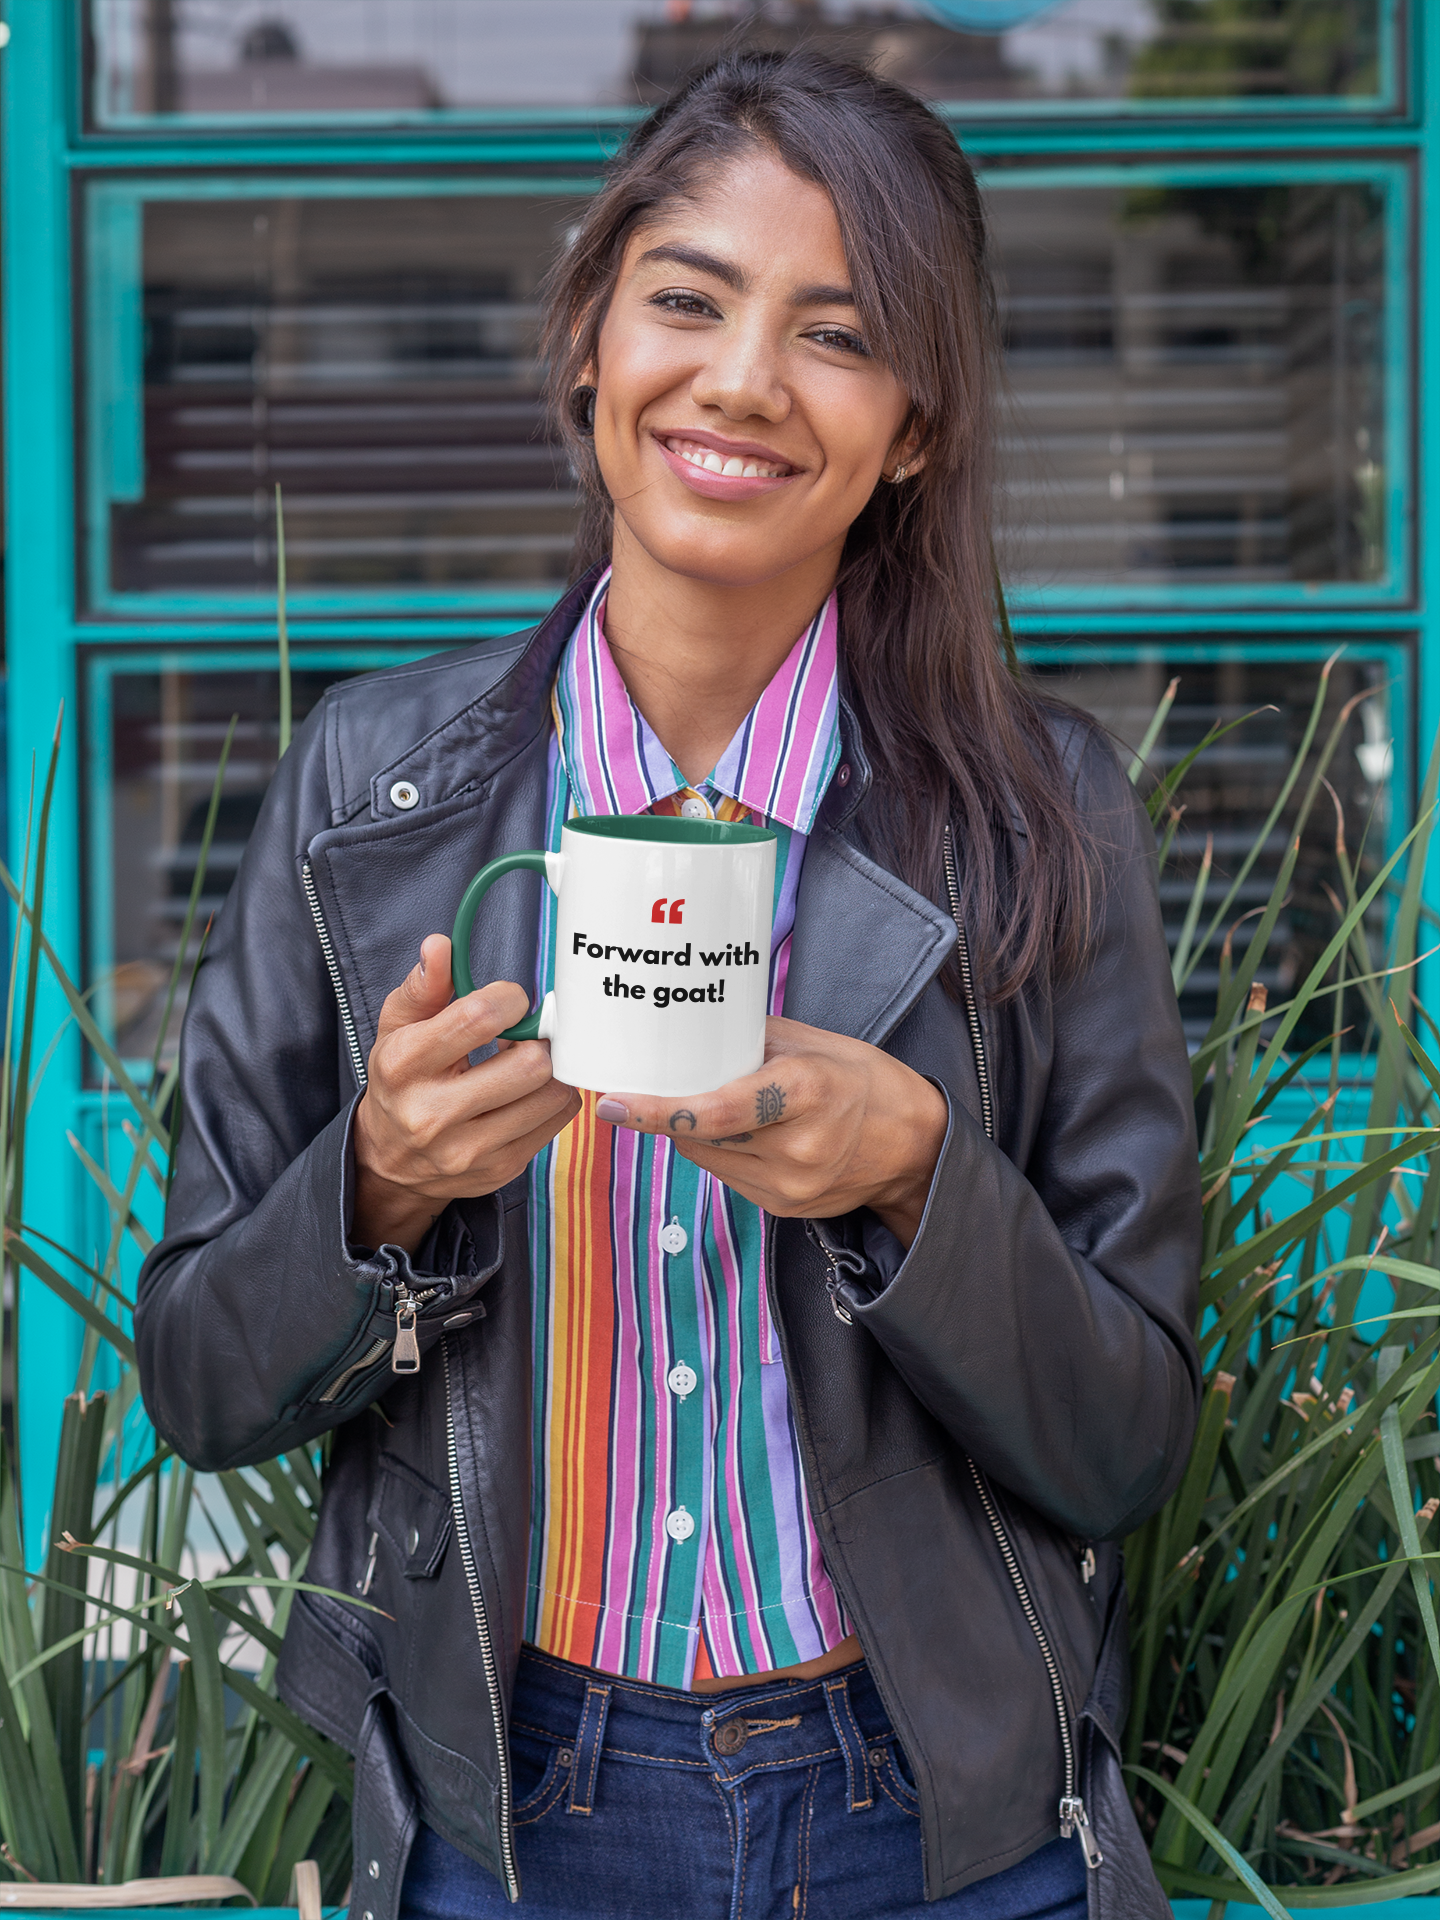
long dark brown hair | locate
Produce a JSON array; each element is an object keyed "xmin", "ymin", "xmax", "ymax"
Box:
[{"xmin": 541, "ymin": 48, "xmax": 1096, "ymax": 1002}]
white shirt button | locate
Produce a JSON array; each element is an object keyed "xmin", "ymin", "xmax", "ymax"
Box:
[
  {"xmin": 665, "ymin": 1506, "xmax": 695, "ymax": 1543},
  {"xmin": 389, "ymin": 780, "xmax": 420, "ymax": 810},
  {"xmin": 679, "ymin": 795, "xmax": 710, "ymax": 820},
  {"xmin": 659, "ymin": 1218, "xmax": 688, "ymax": 1255},
  {"xmin": 667, "ymin": 1362, "xmax": 697, "ymax": 1399}
]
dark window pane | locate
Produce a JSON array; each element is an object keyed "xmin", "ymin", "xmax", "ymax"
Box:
[
  {"xmin": 88, "ymin": 172, "xmax": 1392, "ymax": 609},
  {"xmin": 90, "ymin": 1, "xmax": 1389, "ymax": 126},
  {"xmin": 991, "ymin": 180, "xmax": 1390, "ymax": 588},
  {"xmin": 93, "ymin": 662, "xmax": 365, "ymax": 1069},
  {"xmin": 1032, "ymin": 652, "xmax": 1398, "ymax": 1045},
  {"xmin": 96, "ymin": 192, "xmax": 585, "ymax": 604}
]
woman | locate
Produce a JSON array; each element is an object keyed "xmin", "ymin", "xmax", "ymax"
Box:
[{"xmin": 136, "ymin": 48, "xmax": 1201, "ymax": 1920}]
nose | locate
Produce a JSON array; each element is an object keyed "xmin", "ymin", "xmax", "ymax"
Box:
[{"xmin": 688, "ymin": 316, "xmax": 791, "ymax": 425}]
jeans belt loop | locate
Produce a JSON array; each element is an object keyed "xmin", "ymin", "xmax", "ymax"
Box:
[
  {"xmin": 566, "ymin": 1680, "xmax": 613, "ymax": 1816},
  {"xmin": 822, "ymin": 1674, "xmax": 873, "ymax": 1813}
]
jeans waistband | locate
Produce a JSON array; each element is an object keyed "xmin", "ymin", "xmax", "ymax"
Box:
[{"xmin": 511, "ymin": 1644, "xmax": 902, "ymax": 1806}]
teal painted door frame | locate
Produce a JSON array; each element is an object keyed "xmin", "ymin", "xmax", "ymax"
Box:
[{"xmin": 2, "ymin": 0, "xmax": 1436, "ymax": 1562}]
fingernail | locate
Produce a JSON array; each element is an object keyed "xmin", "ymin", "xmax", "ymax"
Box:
[
  {"xmin": 418, "ymin": 945, "xmax": 427, "ymax": 977},
  {"xmin": 595, "ymin": 1097, "xmax": 628, "ymax": 1124}
]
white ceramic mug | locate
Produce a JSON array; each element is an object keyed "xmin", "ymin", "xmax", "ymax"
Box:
[{"xmin": 451, "ymin": 815, "xmax": 777, "ymax": 1096}]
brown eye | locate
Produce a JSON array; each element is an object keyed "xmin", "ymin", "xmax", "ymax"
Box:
[
  {"xmin": 808, "ymin": 326, "xmax": 870, "ymax": 357},
  {"xmin": 651, "ymin": 290, "xmax": 720, "ymax": 319}
]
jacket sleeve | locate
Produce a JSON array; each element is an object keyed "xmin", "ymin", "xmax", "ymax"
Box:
[
  {"xmin": 134, "ymin": 699, "xmax": 503, "ymax": 1473},
  {"xmin": 832, "ymin": 729, "xmax": 1202, "ymax": 1542}
]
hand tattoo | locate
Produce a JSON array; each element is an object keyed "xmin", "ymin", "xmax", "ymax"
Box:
[
  {"xmin": 668, "ymin": 1108, "xmax": 698, "ymax": 1133},
  {"xmin": 708, "ymin": 1131, "xmax": 754, "ymax": 1146},
  {"xmin": 755, "ymin": 1083, "xmax": 786, "ymax": 1126}
]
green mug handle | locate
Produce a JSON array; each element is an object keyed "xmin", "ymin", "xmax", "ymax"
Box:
[{"xmin": 451, "ymin": 850, "xmax": 551, "ymax": 1040}]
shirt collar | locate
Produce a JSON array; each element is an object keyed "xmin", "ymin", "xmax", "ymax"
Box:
[{"xmin": 552, "ymin": 564, "xmax": 842, "ymax": 835}]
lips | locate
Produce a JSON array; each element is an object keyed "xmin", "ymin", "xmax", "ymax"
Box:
[{"xmin": 652, "ymin": 430, "xmax": 801, "ymax": 501}]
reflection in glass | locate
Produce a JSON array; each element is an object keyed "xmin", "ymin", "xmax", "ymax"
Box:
[
  {"xmin": 94, "ymin": 664, "xmax": 362, "ymax": 1067},
  {"xmin": 98, "ymin": 193, "xmax": 587, "ymax": 603},
  {"xmin": 990, "ymin": 180, "xmax": 1388, "ymax": 588},
  {"xmin": 90, "ymin": 0, "xmax": 1387, "ymax": 127},
  {"xmin": 1032, "ymin": 653, "xmax": 1396, "ymax": 1044}
]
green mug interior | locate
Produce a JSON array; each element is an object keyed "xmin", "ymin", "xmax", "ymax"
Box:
[{"xmin": 564, "ymin": 815, "xmax": 775, "ymax": 847}]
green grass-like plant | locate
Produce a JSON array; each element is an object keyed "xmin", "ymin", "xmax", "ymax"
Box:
[
  {"xmin": 1124, "ymin": 656, "xmax": 1440, "ymax": 1908},
  {"xmin": 0, "ymin": 499, "xmax": 354, "ymax": 1900}
]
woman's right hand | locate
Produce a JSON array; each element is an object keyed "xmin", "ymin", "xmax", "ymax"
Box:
[{"xmin": 351, "ymin": 932, "xmax": 581, "ymax": 1255}]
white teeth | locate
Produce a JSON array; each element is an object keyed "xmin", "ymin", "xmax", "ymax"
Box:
[{"xmin": 665, "ymin": 437, "xmax": 787, "ymax": 479}]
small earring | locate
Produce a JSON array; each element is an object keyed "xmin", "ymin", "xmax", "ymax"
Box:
[
  {"xmin": 889, "ymin": 461, "xmax": 909, "ymax": 483},
  {"xmin": 568, "ymin": 384, "xmax": 597, "ymax": 437}
]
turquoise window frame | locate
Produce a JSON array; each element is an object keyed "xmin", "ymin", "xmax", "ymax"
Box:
[
  {"xmin": 80, "ymin": 156, "xmax": 1415, "ymax": 621},
  {"xmin": 80, "ymin": 170, "xmax": 602, "ymax": 622},
  {"xmin": 80, "ymin": 0, "xmax": 1407, "ymax": 133},
  {"xmin": 5, "ymin": 0, "xmax": 1432, "ymax": 1564}
]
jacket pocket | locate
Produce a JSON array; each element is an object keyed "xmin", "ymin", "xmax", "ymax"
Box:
[
  {"xmin": 366, "ymin": 1451, "xmax": 453, "ymax": 1580},
  {"xmin": 353, "ymin": 1691, "xmax": 420, "ymax": 1920}
]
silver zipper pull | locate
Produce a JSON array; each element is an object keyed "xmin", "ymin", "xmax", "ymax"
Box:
[
  {"xmin": 1059, "ymin": 1795, "xmax": 1103, "ymax": 1869},
  {"xmin": 823, "ymin": 1261, "xmax": 854, "ymax": 1325},
  {"xmin": 392, "ymin": 1295, "xmax": 421, "ymax": 1374},
  {"xmin": 1079, "ymin": 1546, "xmax": 1096, "ymax": 1584},
  {"xmin": 357, "ymin": 1530, "xmax": 378, "ymax": 1596}
]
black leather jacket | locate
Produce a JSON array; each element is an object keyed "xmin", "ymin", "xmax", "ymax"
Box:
[{"xmin": 136, "ymin": 571, "xmax": 1202, "ymax": 1913}]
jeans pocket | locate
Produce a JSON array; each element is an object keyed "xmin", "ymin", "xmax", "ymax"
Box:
[
  {"xmin": 510, "ymin": 1725, "xmax": 572, "ymax": 1826},
  {"xmin": 873, "ymin": 1736, "xmax": 920, "ymax": 1817}
]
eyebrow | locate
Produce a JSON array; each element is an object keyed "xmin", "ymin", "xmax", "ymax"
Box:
[
  {"xmin": 637, "ymin": 243, "xmax": 747, "ymax": 290},
  {"xmin": 636, "ymin": 243, "xmax": 855, "ymax": 309}
]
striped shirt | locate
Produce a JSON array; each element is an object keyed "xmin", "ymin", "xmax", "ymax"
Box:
[{"xmin": 523, "ymin": 566, "xmax": 849, "ymax": 1688}]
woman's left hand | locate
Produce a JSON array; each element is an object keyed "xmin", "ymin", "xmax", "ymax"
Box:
[{"xmin": 595, "ymin": 1016, "xmax": 949, "ymax": 1248}]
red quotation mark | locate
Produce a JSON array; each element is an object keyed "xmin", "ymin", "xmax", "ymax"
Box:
[{"xmin": 651, "ymin": 898, "xmax": 686, "ymax": 924}]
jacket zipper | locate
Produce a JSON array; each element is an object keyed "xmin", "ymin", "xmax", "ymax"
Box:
[
  {"xmin": 941, "ymin": 824, "xmax": 1102, "ymax": 1872},
  {"xmin": 302, "ymin": 859, "xmax": 436, "ymax": 1382},
  {"xmin": 941, "ymin": 825, "xmax": 994, "ymax": 1142},
  {"xmin": 442, "ymin": 1339, "xmax": 519, "ymax": 1902},
  {"xmin": 302, "ymin": 859, "xmax": 368, "ymax": 1089}
]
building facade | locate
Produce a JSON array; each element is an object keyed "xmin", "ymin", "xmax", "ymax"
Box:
[{"xmin": 3, "ymin": 0, "xmax": 1432, "ymax": 1529}]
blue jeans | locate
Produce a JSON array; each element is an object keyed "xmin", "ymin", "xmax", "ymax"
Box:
[{"xmin": 400, "ymin": 1645, "xmax": 1088, "ymax": 1919}]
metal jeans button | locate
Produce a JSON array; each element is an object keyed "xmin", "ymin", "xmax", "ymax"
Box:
[{"xmin": 712, "ymin": 1718, "xmax": 748, "ymax": 1756}]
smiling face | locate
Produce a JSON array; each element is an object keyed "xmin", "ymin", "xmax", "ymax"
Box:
[{"xmin": 589, "ymin": 147, "xmax": 917, "ymax": 594}]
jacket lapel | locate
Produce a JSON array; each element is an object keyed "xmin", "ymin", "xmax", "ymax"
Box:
[
  {"xmin": 784, "ymin": 825, "xmax": 956, "ymax": 1047},
  {"xmin": 304, "ymin": 741, "xmax": 552, "ymax": 1064}
]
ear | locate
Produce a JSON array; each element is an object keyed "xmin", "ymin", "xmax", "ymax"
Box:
[{"xmin": 884, "ymin": 414, "xmax": 927, "ymax": 483}]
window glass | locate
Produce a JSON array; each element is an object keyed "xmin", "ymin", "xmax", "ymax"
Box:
[
  {"xmin": 990, "ymin": 175, "xmax": 1393, "ymax": 595},
  {"xmin": 87, "ymin": 189, "xmax": 588, "ymax": 610},
  {"xmin": 86, "ymin": 648, "xmax": 1401, "ymax": 1071},
  {"xmin": 83, "ymin": 169, "xmax": 1398, "ymax": 614},
  {"xmin": 89, "ymin": 0, "xmax": 1391, "ymax": 128},
  {"xmin": 1029, "ymin": 650, "xmax": 1401, "ymax": 1045},
  {"xmin": 87, "ymin": 657, "xmax": 387, "ymax": 1071}
]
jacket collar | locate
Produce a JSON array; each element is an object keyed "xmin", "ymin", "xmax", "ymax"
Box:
[{"xmin": 369, "ymin": 565, "xmax": 605, "ymax": 821}]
